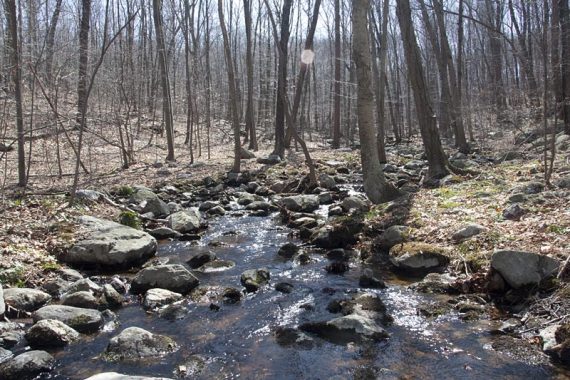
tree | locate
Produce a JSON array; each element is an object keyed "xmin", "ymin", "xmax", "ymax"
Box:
[
  {"xmin": 397, "ymin": 0, "xmax": 451, "ymax": 181},
  {"xmin": 218, "ymin": 0, "xmax": 241, "ymax": 173},
  {"xmin": 4, "ymin": 0, "xmax": 25, "ymax": 187},
  {"xmin": 353, "ymin": 0, "xmax": 400, "ymax": 203},
  {"xmin": 152, "ymin": 0, "xmax": 176, "ymax": 161},
  {"xmin": 77, "ymin": 0, "xmax": 91, "ymax": 124},
  {"xmin": 561, "ymin": 0, "xmax": 570, "ymax": 134},
  {"xmin": 243, "ymin": 0, "xmax": 258, "ymax": 151},
  {"xmin": 332, "ymin": 0, "xmax": 341, "ymax": 149}
]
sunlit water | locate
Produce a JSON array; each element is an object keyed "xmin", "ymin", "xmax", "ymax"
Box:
[{"xmin": 19, "ymin": 208, "xmax": 565, "ymax": 379}]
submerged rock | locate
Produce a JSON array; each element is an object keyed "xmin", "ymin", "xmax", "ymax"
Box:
[
  {"xmin": 389, "ymin": 242, "xmax": 449, "ymax": 274},
  {"xmin": 491, "ymin": 250, "xmax": 559, "ymax": 289},
  {"xmin": 274, "ymin": 327, "xmax": 314, "ymax": 349},
  {"xmin": 61, "ymin": 216, "xmax": 157, "ymax": 269},
  {"xmin": 0, "ymin": 350, "xmax": 54, "ymax": 380},
  {"xmin": 32, "ymin": 305, "xmax": 103, "ymax": 333},
  {"xmin": 131, "ymin": 264, "xmax": 199, "ymax": 295},
  {"xmin": 105, "ymin": 327, "xmax": 178, "ymax": 361},
  {"xmin": 25, "ymin": 319, "xmax": 80, "ymax": 348}
]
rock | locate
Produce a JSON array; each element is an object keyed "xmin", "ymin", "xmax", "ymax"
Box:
[
  {"xmin": 257, "ymin": 154, "xmax": 281, "ymax": 165},
  {"xmin": 277, "ymin": 243, "xmax": 300, "ymax": 259},
  {"xmin": 105, "ymin": 327, "xmax": 178, "ymax": 361},
  {"xmin": 129, "ymin": 187, "xmax": 158, "ymax": 204},
  {"xmin": 41, "ymin": 278, "xmax": 72, "ymax": 298},
  {"xmin": 0, "ymin": 350, "xmax": 54, "ymax": 380},
  {"xmin": 377, "ymin": 225, "xmax": 411, "ymax": 250},
  {"xmin": 168, "ymin": 209, "xmax": 201, "ymax": 233},
  {"xmin": 102, "ymin": 284, "xmax": 124, "ymax": 308},
  {"xmin": 359, "ymin": 269, "xmax": 386, "ymax": 289},
  {"xmin": 502, "ymin": 204, "xmax": 526, "ymax": 220},
  {"xmin": 240, "ymin": 269, "xmax": 270, "ymax": 292},
  {"xmin": 318, "ymin": 174, "xmax": 336, "ymax": 189},
  {"xmin": 222, "ymin": 288, "xmax": 242, "ymax": 304},
  {"xmin": 389, "ymin": 242, "xmax": 449, "ymax": 274},
  {"xmin": 83, "ymin": 373, "xmax": 174, "ymax": 380},
  {"xmin": 511, "ymin": 182, "xmax": 544, "ymax": 195},
  {"xmin": 507, "ymin": 193, "xmax": 527, "ymax": 203},
  {"xmin": 274, "ymin": 327, "xmax": 314, "ymax": 349},
  {"xmin": 58, "ymin": 268, "xmax": 84, "ymax": 281},
  {"xmin": 452, "ymin": 224, "xmax": 487, "ymax": 242},
  {"xmin": 62, "ymin": 216, "xmax": 157, "ymax": 269},
  {"xmin": 66, "ymin": 278, "xmax": 102, "ymax": 295},
  {"xmin": 500, "ymin": 151, "xmax": 524, "ymax": 161},
  {"xmin": 147, "ymin": 227, "xmax": 181, "ymax": 239},
  {"xmin": 491, "ymin": 250, "xmax": 560, "ymax": 289},
  {"xmin": 236, "ymin": 192, "xmax": 262, "ymax": 205},
  {"xmin": 187, "ymin": 251, "xmax": 217, "ymax": 269},
  {"xmin": 404, "ymin": 160, "xmax": 425, "ymax": 170},
  {"xmin": 240, "ymin": 147, "xmax": 256, "ymax": 159},
  {"xmin": 199, "ymin": 201, "xmax": 218, "ymax": 211},
  {"xmin": 326, "ymin": 248, "xmax": 351, "ymax": 261},
  {"xmin": 557, "ymin": 176, "xmax": 570, "ymax": 189},
  {"xmin": 540, "ymin": 324, "xmax": 560, "ymax": 352},
  {"xmin": 61, "ymin": 291, "xmax": 100, "ymax": 309},
  {"xmin": 269, "ymin": 181, "xmax": 287, "ymax": 193},
  {"xmin": 411, "ymin": 273, "xmax": 457, "ymax": 294},
  {"xmin": 3, "ymin": 288, "xmax": 52, "ymax": 314},
  {"xmin": 207, "ymin": 206, "xmax": 226, "ymax": 216},
  {"xmin": 245, "ymin": 201, "xmax": 273, "ymax": 212},
  {"xmin": 25, "ymin": 319, "xmax": 80, "ymax": 348},
  {"xmin": 325, "ymin": 261, "xmax": 349, "ymax": 274},
  {"xmin": 279, "ymin": 195, "xmax": 320, "ymax": 213},
  {"xmin": 32, "ymin": 305, "xmax": 103, "ymax": 333},
  {"xmin": 141, "ymin": 198, "xmax": 170, "ymax": 218},
  {"xmin": 0, "ymin": 347, "xmax": 12, "ymax": 364},
  {"xmin": 0, "ymin": 284, "xmax": 4, "ymax": 318},
  {"xmin": 341, "ymin": 195, "xmax": 371, "ymax": 213},
  {"xmin": 131, "ymin": 264, "xmax": 199, "ymax": 294},
  {"xmin": 143, "ymin": 288, "xmax": 183, "ymax": 310},
  {"xmin": 300, "ymin": 312, "xmax": 388, "ymax": 343},
  {"xmin": 196, "ymin": 260, "xmax": 235, "ymax": 273},
  {"xmin": 275, "ymin": 282, "xmax": 294, "ymax": 294},
  {"xmin": 0, "ymin": 330, "xmax": 22, "ymax": 349},
  {"xmin": 318, "ymin": 192, "xmax": 333, "ymax": 204},
  {"xmin": 76, "ymin": 189, "xmax": 104, "ymax": 202}
]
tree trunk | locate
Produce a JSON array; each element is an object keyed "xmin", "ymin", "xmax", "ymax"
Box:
[
  {"xmin": 561, "ymin": 0, "xmax": 570, "ymax": 134},
  {"xmin": 77, "ymin": 0, "xmax": 91, "ymax": 124},
  {"xmin": 332, "ymin": 0, "xmax": 341, "ymax": 148},
  {"xmin": 243, "ymin": 0, "xmax": 257, "ymax": 150},
  {"xmin": 353, "ymin": 0, "xmax": 400, "ymax": 203},
  {"xmin": 45, "ymin": 0, "xmax": 63, "ymax": 86}
]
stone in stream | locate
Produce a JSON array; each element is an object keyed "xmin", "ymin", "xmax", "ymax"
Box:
[
  {"xmin": 105, "ymin": 327, "xmax": 178, "ymax": 361},
  {"xmin": 84, "ymin": 373, "xmax": 174, "ymax": 380},
  {"xmin": 32, "ymin": 305, "xmax": 103, "ymax": 333},
  {"xmin": 58, "ymin": 268, "xmax": 84, "ymax": 282},
  {"xmin": 279, "ymin": 195, "xmax": 320, "ymax": 213},
  {"xmin": 300, "ymin": 311, "xmax": 389, "ymax": 344},
  {"xmin": 325, "ymin": 261, "xmax": 350, "ymax": 274},
  {"xmin": 61, "ymin": 216, "xmax": 157, "ymax": 269},
  {"xmin": 452, "ymin": 224, "xmax": 487, "ymax": 242},
  {"xmin": 3, "ymin": 288, "xmax": 52, "ymax": 315},
  {"xmin": 207, "ymin": 206, "xmax": 226, "ymax": 216},
  {"xmin": 359, "ymin": 269, "xmax": 386, "ymax": 289},
  {"xmin": 130, "ymin": 264, "xmax": 199, "ymax": 295},
  {"xmin": 187, "ymin": 251, "xmax": 217, "ymax": 269},
  {"xmin": 245, "ymin": 201, "xmax": 274, "ymax": 212},
  {"xmin": 240, "ymin": 269, "xmax": 270, "ymax": 292},
  {"xmin": 129, "ymin": 187, "xmax": 158, "ymax": 204},
  {"xmin": 147, "ymin": 227, "xmax": 181, "ymax": 240},
  {"xmin": 490, "ymin": 250, "xmax": 560, "ymax": 289},
  {"xmin": 143, "ymin": 288, "xmax": 183, "ymax": 310},
  {"xmin": 275, "ymin": 282, "xmax": 294, "ymax": 294},
  {"xmin": 141, "ymin": 198, "xmax": 171, "ymax": 218},
  {"xmin": 411, "ymin": 273, "xmax": 457, "ymax": 294},
  {"xmin": 274, "ymin": 327, "xmax": 314, "ymax": 349},
  {"xmin": 277, "ymin": 243, "xmax": 300, "ymax": 259},
  {"xmin": 222, "ymin": 287, "xmax": 243, "ymax": 304},
  {"xmin": 0, "ymin": 347, "xmax": 13, "ymax": 364},
  {"xmin": 168, "ymin": 209, "xmax": 202, "ymax": 233},
  {"xmin": 25, "ymin": 319, "xmax": 80, "ymax": 348},
  {"xmin": 318, "ymin": 173, "xmax": 337, "ymax": 190},
  {"xmin": 389, "ymin": 242, "xmax": 449, "ymax": 274},
  {"xmin": 102, "ymin": 284, "xmax": 124, "ymax": 308},
  {"xmin": 0, "ymin": 350, "xmax": 54, "ymax": 380},
  {"xmin": 65, "ymin": 278, "xmax": 102, "ymax": 296},
  {"xmin": 61, "ymin": 291, "xmax": 100, "ymax": 309},
  {"xmin": 341, "ymin": 195, "xmax": 371, "ymax": 213},
  {"xmin": 196, "ymin": 260, "xmax": 236, "ymax": 273},
  {"xmin": 41, "ymin": 278, "xmax": 72, "ymax": 298}
]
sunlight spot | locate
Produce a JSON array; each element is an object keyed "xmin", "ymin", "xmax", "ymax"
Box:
[{"xmin": 301, "ymin": 49, "xmax": 315, "ymax": 65}]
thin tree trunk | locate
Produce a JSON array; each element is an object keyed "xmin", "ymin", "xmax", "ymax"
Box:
[
  {"xmin": 244, "ymin": 0, "xmax": 257, "ymax": 150},
  {"xmin": 77, "ymin": 0, "xmax": 91, "ymax": 124},
  {"xmin": 332, "ymin": 0, "xmax": 341, "ymax": 148}
]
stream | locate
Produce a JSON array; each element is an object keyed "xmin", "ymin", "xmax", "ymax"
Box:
[{"xmin": 40, "ymin": 205, "xmax": 563, "ymax": 379}]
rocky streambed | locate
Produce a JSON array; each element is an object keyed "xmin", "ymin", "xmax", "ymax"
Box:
[{"xmin": 1, "ymin": 158, "xmax": 569, "ymax": 379}]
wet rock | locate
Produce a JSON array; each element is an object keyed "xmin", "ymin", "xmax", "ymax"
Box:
[
  {"xmin": 245, "ymin": 201, "xmax": 273, "ymax": 212},
  {"xmin": 102, "ymin": 284, "xmax": 124, "ymax": 308},
  {"xmin": 317, "ymin": 192, "xmax": 333, "ymax": 204},
  {"xmin": 169, "ymin": 209, "xmax": 201, "ymax": 233},
  {"xmin": 389, "ymin": 242, "xmax": 449, "ymax": 274},
  {"xmin": 236, "ymin": 192, "xmax": 262, "ymax": 206},
  {"xmin": 240, "ymin": 269, "xmax": 270, "ymax": 292},
  {"xmin": 274, "ymin": 327, "xmax": 314, "ymax": 349},
  {"xmin": 359, "ymin": 269, "xmax": 386, "ymax": 289},
  {"xmin": 196, "ymin": 260, "xmax": 236, "ymax": 273},
  {"xmin": 61, "ymin": 291, "xmax": 100, "ymax": 309},
  {"xmin": 326, "ymin": 248, "xmax": 351, "ymax": 261},
  {"xmin": 279, "ymin": 195, "xmax": 320, "ymax": 213},
  {"xmin": 25, "ymin": 319, "xmax": 80, "ymax": 348},
  {"xmin": 109, "ymin": 277, "xmax": 127, "ymax": 294},
  {"xmin": 159, "ymin": 303, "xmax": 189, "ymax": 321},
  {"xmin": 33, "ymin": 305, "xmax": 103, "ymax": 333},
  {"xmin": 341, "ymin": 195, "xmax": 371, "ymax": 213},
  {"xmin": 275, "ymin": 282, "xmax": 294, "ymax": 294},
  {"xmin": 325, "ymin": 261, "xmax": 349, "ymax": 274},
  {"xmin": 503, "ymin": 204, "xmax": 527, "ymax": 220},
  {"xmin": 277, "ymin": 243, "xmax": 300, "ymax": 259},
  {"xmin": 84, "ymin": 373, "xmax": 174, "ymax": 380},
  {"xmin": 411, "ymin": 273, "xmax": 457, "ymax": 294},
  {"xmin": 222, "ymin": 288, "xmax": 242, "ymax": 304},
  {"xmin": 147, "ymin": 227, "xmax": 181, "ymax": 239},
  {"xmin": 131, "ymin": 264, "xmax": 200, "ymax": 295},
  {"xmin": 0, "ymin": 284, "xmax": 3, "ymax": 318},
  {"xmin": 328, "ymin": 206, "xmax": 343, "ymax": 216},
  {"xmin": 376, "ymin": 225, "xmax": 411, "ymax": 250},
  {"xmin": 141, "ymin": 198, "xmax": 170, "ymax": 218},
  {"xmin": 66, "ymin": 278, "xmax": 102, "ymax": 295},
  {"xmin": 105, "ymin": 327, "xmax": 178, "ymax": 361},
  {"xmin": 491, "ymin": 250, "xmax": 560, "ymax": 289},
  {"xmin": 0, "ymin": 350, "xmax": 54, "ymax": 380},
  {"xmin": 452, "ymin": 224, "xmax": 487, "ymax": 242},
  {"xmin": 199, "ymin": 201, "xmax": 218, "ymax": 211},
  {"xmin": 311, "ymin": 218, "xmax": 363, "ymax": 249},
  {"xmin": 187, "ymin": 251, "xmax": 217, "ymax": 269},
  {"xmin": 61, "ymin": 216, "xmax": 157, "ymax": 269},
  {"xmin": 0, "ymin": 347, "xmax": 13, "ymax": 364},
  {"xmin": 3, "ymin": 288, "xmax": 51, "ymax": 314},
  {"xmin": 143, "ymin": 288, "xmax": 183, "ymax": 310},
  {"xmin": 300, "ymin": 312, "xmax": 389, "ymax": 343}
]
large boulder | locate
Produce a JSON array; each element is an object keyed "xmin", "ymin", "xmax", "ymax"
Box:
[
  {"xmin": 3, "ymin": 288, "xmax": 51, "ymax": 314},
  {"xmin": 341, "ymin": 195, "xmax": 371, "ymax": 213},
  {"xmin": 0, "ymin": 350, "xmax": 54, "ymax": 380},
  {"xmin": 389, "ymin": 242, "xmax": 449, "ymax": 274},
  {"xmin": 32, "ymin": 305, "xmax": 103, "ymax": 333},
  {"xmin": 279, "ymin": 195, "xmax": 320, "ymax": 213},
  {"xmin": 131, "ymin": 264, "xmax": 199, "ymax": 295},
  {"xmin": 61, "ymin": 216, "xmax": 157, "ymax": 269},
  {"xmin": 141, "ymin": 198, "xmax": 171, "ymax": 218},
  {"xmin": 25, "ymin": 319, "xmax": 80, "ymax": 348},
  {"xmin": 168, "ymin": 209, "xmax": 201, "ymax": 233},
  {"xmin": 84, "ymin": 373, "xmax": 174, "ymax": 380},
  {"xmin": 491, "ymin": 250, "xmax": 560, "ymax": 289},
  {"xmin": 105, "ymin": 327, "xmax": 178, "ymax": 361}
]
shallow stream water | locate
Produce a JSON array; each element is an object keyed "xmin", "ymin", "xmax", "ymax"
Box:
[{"xmin": 33, "ymin": 208, "xmax": 566, "ymax": 379}]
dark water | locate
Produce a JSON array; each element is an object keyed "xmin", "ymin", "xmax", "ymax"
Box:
[{"xmin": 34, "ymin": 208, "xmax": 565, "ymax": 379}]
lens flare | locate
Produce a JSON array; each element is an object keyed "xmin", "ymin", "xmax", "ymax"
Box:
[{"xmin": 301, "ymin": 49, "xmax": 315, "ymax": 65}]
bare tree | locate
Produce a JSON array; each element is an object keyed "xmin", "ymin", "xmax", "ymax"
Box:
[
  {"xmin": 243, "ymin": 0, "xmax": 258, "ymax": 150},
  {"xmin": 332, "ymin": 0, "xmax": 341, "ymax": 148},
  {"xmin": 77, "ymin": 0, "xmax": 91, "ymax": 124}
]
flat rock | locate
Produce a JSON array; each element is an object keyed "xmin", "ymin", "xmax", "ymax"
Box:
[
  {"xmin": 143, "ymin": 288, "xmax": 183, "ymax": 310},
  {"xmin": 389, "ymin": 243, "xmax": 449, "ymax": 274},
  {"xmin": 32, "ymin": 305, "xmax": 103, "ymax": 333},
  {"xmin": 452, "ymin": 224, "xmax": 487, "ymax": 242},
  {"xmin": 25, "ymin": 319, "xmax": 80, "ymax": 348},
  {"xmin": 279, "ymin": 195, "xmax": 320, "ymax": 213},
  {"xmin": 62, "ymin": 216, "xmax": 157, "ymax": 268},
  {"xmin": 147, "ymin": 227, "xmax": 181, "ymax": 239},
  {"xmin": 3, "ymin": 288, "xmax": 52, "ymax": 314},
  {"xmin": 491, "ymin": 250, "xmax": 560, "ymax": 289},
  {"xmin": 105, "ymin": 327, "xmax": 178, "ymax": 361},
  {"xmin": 168, "ymin": 209, "xmax": 201, "ymax": 233},
  {"xmin": 0, "ymin": 350, "xmax": 54, "ymax": 380},
  {"xmin": 131, "ymin": 264, "xmax": 199, "ymax": 294}
]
